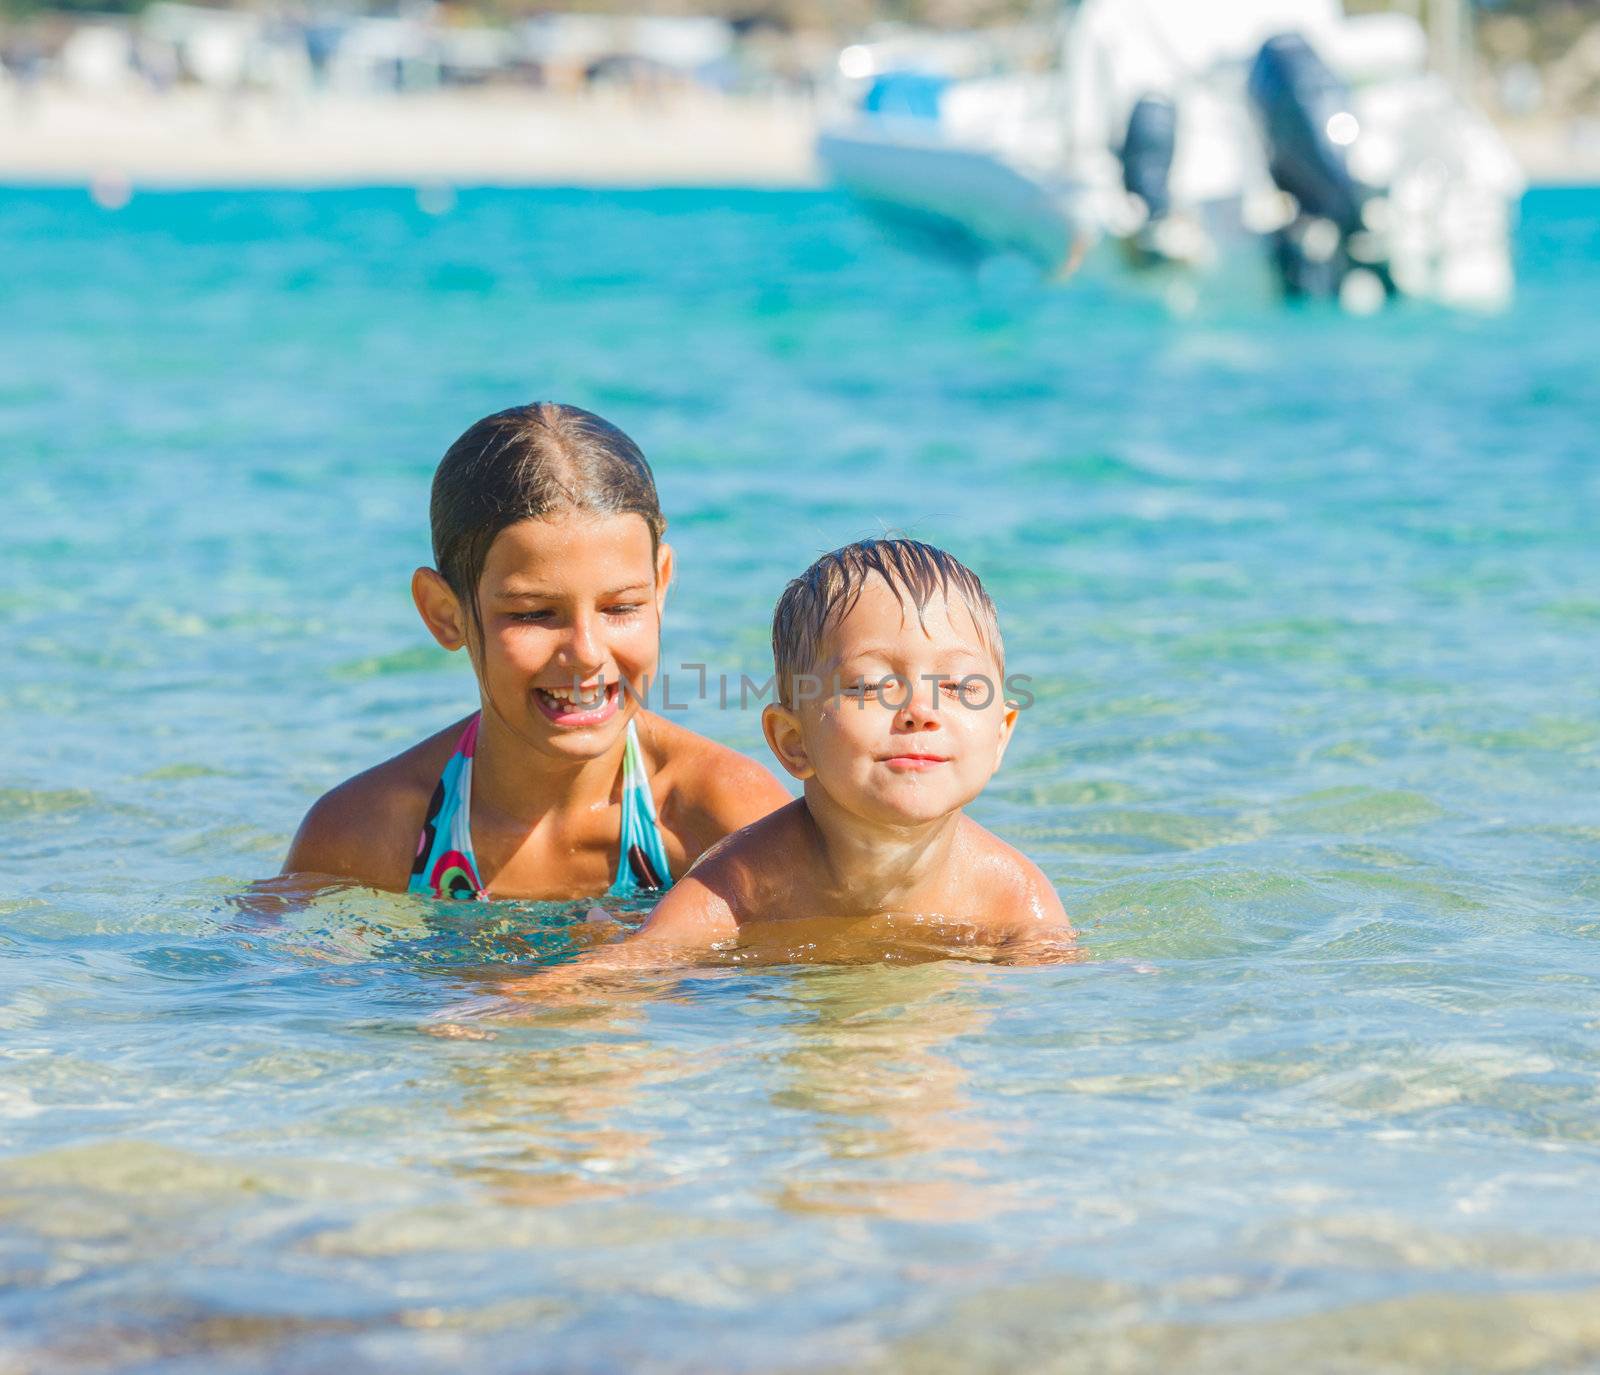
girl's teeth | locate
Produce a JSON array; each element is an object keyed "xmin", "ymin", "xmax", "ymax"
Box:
[{"xmin": 543, "ymin": 685, "xmax": 607, "ymax": 707}]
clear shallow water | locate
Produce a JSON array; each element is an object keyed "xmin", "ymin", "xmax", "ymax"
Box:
[{"xmin": 2, "ymin": 184, "xmax": 1599, "ymax": 1372}]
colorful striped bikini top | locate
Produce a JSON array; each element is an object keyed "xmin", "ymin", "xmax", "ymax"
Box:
[{"xmin": 408, "ymin": 714, "xmax": 674, "ymax": 902}]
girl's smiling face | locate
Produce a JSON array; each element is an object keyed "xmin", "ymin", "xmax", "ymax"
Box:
[{"xmin": 416, "ymin": 510, "xmax": 671, "ymax": 761}]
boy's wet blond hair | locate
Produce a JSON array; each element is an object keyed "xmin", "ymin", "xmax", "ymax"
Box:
[{"xmin": 772, "ymin": 538, "xmax": 1004, "ymax": 707}]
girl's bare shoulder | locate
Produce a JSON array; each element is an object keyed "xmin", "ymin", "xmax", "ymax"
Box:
[
  {"xmin": 282, "ymin": 718, "xmax": 472, "ymax": 889},
  {"xmin": 633, "ymin": 711, "xmax": 792, "ymax": 851}
]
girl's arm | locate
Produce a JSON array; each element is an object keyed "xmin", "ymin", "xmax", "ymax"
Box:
[{"xmin": 282, "ymin": 769, "xmax": 421, "ymax": 890}]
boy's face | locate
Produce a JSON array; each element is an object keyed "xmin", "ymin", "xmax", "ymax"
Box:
[{"xmin": 764, "ymin": 574, "xmax": 1017, "ymax": 827}]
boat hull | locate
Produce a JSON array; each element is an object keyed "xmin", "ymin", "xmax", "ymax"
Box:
[{"xmin": 817, "ymin": 124, "xmax": 1088, "ymax": 274}]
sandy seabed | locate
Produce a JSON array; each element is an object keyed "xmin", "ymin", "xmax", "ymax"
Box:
[{"xmin": 0, "ymin": 85, "xmax": 823, "ymax": 188}]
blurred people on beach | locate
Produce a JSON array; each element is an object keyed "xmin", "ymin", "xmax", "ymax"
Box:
[{"xmin": 3, "ymin": 0, "xmax": 1597, "ymax": 184}]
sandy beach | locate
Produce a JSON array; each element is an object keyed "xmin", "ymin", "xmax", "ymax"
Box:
[
  {"xmin": 1, "ymin": 83, "xmax": 1592, "ymax": 191},
  {"xmin": 1499, "ymin": 115, "xmax": 1600, "ymax": 186},
  {"xmin": 0, "ymin": 85, "xmax": 824, "ymax": 187}
]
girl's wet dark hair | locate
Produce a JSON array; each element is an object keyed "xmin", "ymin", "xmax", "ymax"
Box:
[{"xmin": 430, "ymin": 403, "xmax": 666, "ymax": 629}]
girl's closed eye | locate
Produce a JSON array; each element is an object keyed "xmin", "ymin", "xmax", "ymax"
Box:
[{"xmin": 511, "ymin": 603, "xmax": 641, "ymax": 624}]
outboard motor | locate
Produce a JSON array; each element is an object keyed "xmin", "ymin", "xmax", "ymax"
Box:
[
  {"xmin": 1121, "ymin": 95, "xmax": 1176, "ymax": 224},
  {"xmin": 1116, "ymin": 95, "xmax": 1184, "ymax": 268},
  {"xmin": 1247, "ymin": 33, "xmax": 1393, "ymax": 303}
]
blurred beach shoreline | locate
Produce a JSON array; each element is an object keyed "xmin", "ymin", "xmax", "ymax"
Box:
[
  {"xmin": 1500, "ymin": 114, "xmax": 1600, "ymax": 187},
  {"xmin": 3, "ymin": 85, "xmax": 1596, "ymax": 190},
  {"xmin": 0, "ymin": 86, "xmax": 823, "ymax": 187},
  {"xmin": 6, "ymin": 0, "xmax": 1600, "ymax": 193}
]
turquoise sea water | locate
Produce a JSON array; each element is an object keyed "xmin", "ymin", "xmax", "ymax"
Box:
[{"xmin": 3, "ymin": 184, "xmax": 1599, "ymax": 1372}]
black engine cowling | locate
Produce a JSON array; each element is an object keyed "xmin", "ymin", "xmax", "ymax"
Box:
[
  {"xmin": 1247, "ymin": 33, "xmax": 1392, "ymax": 302},
  {"xmin": 1247, "ymin": 33, "xmax": 1364, "ymax": 232},
  {"xmin": 1121, "ymin": 94, "xmax": 1177, "ymax": 222}
]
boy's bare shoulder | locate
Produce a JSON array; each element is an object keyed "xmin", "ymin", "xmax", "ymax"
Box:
[
  {"xmin": 282, "ymin": 720, "xmax": 467, "ymax": 889},
  {"xmin": 957, "ymin": 817, "xmax": 1073, "ymax": 937},
  {"xmin": 635, "ymin": 711, "xmax": 792, "ymax": 850},
  {"xmin": 685, "ymin": 799, "xmax": 811, "ymax": 895},
  {"xmin": 634, "ymin": 802, "xmax": 813, "ymax": 948}
]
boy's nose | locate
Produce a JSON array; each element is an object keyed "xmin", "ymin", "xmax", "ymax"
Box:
[{"xmin": 892, "ymin": 689, "xmax": 941, "ymax": 731}]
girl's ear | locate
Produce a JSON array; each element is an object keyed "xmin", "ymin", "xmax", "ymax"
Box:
[
  {"xmin": 413, "ymin": 568, "xmax": 468, "ymax": 652},
  {"xmin": 654, "ymin": 541, "xmax": 675, "ymax": 616},
  {"xmin": 762, "ymin": 702, "xmax": 813, "ymax": 780}
]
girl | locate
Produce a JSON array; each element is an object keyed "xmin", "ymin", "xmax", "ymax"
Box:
[{"xmin": 284, "ymin": 403, "xmax": 789, "ymax": 900}]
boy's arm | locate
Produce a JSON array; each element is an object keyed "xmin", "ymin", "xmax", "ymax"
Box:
[
  {"xmin": 629, "ymin": 874, "xmax": 740, "ymax": 953},
  {"xmin": 994, "ymin": 859, "xmax": 1079, "ymax": 964},
  {"xmin": 474, "ymin": 875, "xmax": 739, "ymax": 1006},
  {"xmin": 625, "ymin": 817, "xmax": 769, "ymax": 956}
]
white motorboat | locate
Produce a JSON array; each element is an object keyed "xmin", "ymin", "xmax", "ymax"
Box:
[{"xmin": 816, "ymin": 0, "xmax": 1524, "ymax": 310}]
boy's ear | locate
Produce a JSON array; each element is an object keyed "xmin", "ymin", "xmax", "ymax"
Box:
[
  {"xmin": 762, "ymin": 702, "xmax": 814, "ymax": 780},
  {"xmin": 413, "ymin": 567, "xmax": 468, "ymax": 652},
  {"xmin": 992, "ymin": 700, "xmax": 1020, "ymax": 770},
  {"xmin": 654, "ymin": 541, "xmax": 674, "ymax": 616}
]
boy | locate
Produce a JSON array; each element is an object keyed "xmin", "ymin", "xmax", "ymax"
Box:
[{"xmin": 626, "ymin": 537, "xmax": 1072, "ymax": 959}]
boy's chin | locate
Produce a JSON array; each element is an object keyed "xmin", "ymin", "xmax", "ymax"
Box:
[{"xmin": 842, "ymin": 787, "xmax": 972, "ymax": 828}]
